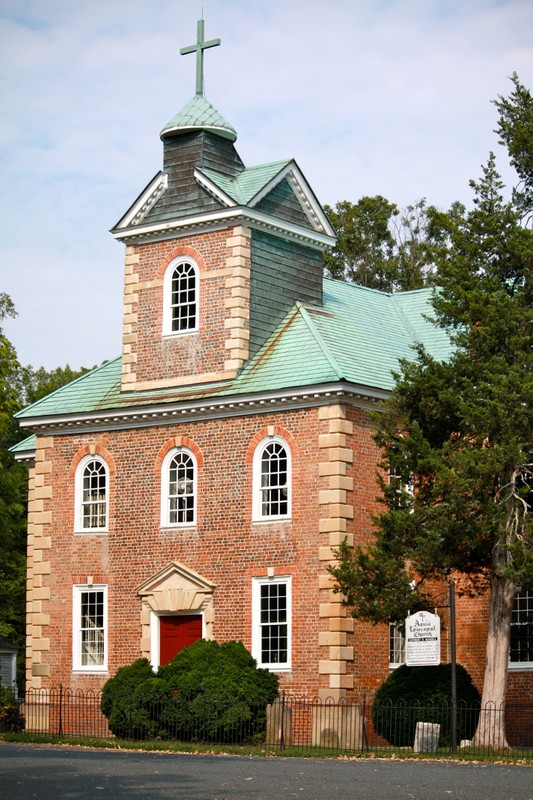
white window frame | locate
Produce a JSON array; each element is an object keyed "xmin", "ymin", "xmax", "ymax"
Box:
[
  {"xmin": 252, "ymin": 576, "xmax": 292, "ymax": 671},
  {"xmin": 252, "ymin": 435, "xmax": 291, "ymax": 522},
  {"xmin": 389, "ymin": 621, "xmax": 406, "ymax": 669},
  {"xmin": 72, "ymin": 584, "xmax": 108, "ymax": 673},
  {"xmin": 160, "ymin": 447, "xmax": 197, "ymax": 528},
  {"xmin": 509, "ymin": 589, "xmax": 533, "ymax": 670},
  {"xmin": 162, "ymin": 256, "xmax": 199, "ymax": 336},
  {"xmin": 74, "ymin": 455, "xmax": 109, "ymax": 533}
]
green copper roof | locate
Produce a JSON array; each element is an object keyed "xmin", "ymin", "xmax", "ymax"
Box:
[
  {"xmin": 198, "ymin": 160, "xmax": 292, "ymax": 205},
  {"xmin": 15, "ymin": 281, "xmax": 452, "ymax": 427},
  {"xmin": 160, "ymin": 95, "xmax": 237, "ymax": 142}
]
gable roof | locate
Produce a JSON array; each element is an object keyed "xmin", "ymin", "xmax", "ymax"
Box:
[{"xmin": 14, "ymin": 280, "xmax": 452, "ymax": 442}]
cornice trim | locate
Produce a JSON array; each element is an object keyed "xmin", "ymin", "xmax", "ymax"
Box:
[
  {"xmin": 18, "ymin": 382, "xmax": 389, "ymax": 439},
  {"xmin": 111, "ymin": 206, "xmax": 335, "ymax": 250}
]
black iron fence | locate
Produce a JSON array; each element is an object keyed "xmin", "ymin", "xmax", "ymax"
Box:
[{"xmin": 3, "ymin": 688, "xmax": 532, "ymax": 759}]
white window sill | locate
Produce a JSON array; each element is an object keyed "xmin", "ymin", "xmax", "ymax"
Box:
[
  {"xmin": 508, "ymin": 663, "xmax": 533, "ymax": 671},
  {"xmin": 260, "ymin": 665, "xmax": 292, "ymax": 673},
  {"xmin": 72, "ymin": 668, "xmax": 109, "ymax": 675}
]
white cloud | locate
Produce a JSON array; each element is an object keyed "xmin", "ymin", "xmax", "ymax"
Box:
[{"xmin": 1, "ymin": 0, "xmax": 531, "ymax": 369}]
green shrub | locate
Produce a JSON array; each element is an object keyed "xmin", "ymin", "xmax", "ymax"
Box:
[
  {"xmin": 0, "ymin": 685, "xmax": 24, "ymax": 732},
  {"xmin": 100, "ymin": 658, "xmax": 157, "ymax": 739},
  {"xmin": 372, "ymin": 663, "xmax": 480, "ymax": 747},
  {"xmin": 101, "ymin": 641, "xmax": 279, "ymax": 742}
]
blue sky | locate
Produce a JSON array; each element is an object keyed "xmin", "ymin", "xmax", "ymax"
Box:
[{"xmin": 1, "ymin": 0, "xmax": 532, "ymax": 370}]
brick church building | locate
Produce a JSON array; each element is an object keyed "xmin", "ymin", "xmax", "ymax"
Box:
[{"xmin": 14, "ymin": 22, "xmax": 532, "ymax": 706}]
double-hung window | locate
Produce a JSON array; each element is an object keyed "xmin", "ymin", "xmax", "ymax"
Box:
[
  {"xmin": 252, "ymin": 576, "xmax": 291, "ymax": 670},
  {"xmin": 163, "ymin": 258, "xmax": 199, "ymax": 335},
  {"xmin": 510, "ymin": 589, "xmax": 533, "ymax": 669},
  {"xmin": 161, "ymin": 448, "xmax": 196, "ymax": 527},
  {"xmin": 389, "ymin": 622, "xmax": 406, "ymax": 669},
  {"xmin": 72, "ymin": 585, "xmax": 107, "ymax": 672},
  {"xmin": 75, "ymin": 456, "xmax": 108, "ymax": 532},
  {"xmin": 253, "ymin": 436, "xmax": 291, "ymax": 521}
]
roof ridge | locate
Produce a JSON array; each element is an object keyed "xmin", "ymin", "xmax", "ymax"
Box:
[
  {"xmin": 295, "ymin": 301, "xmax": 345, "ymax": 380},
  {"xmin": 389, "ymin": 294, "xmax": 424, "ymax": 346}
]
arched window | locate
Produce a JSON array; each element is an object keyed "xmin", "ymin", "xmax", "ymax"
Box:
[
  {"xmin": 253, "ymin": 436, "xmax": 291, "ymax": 521},
  {"xmin": 163, "ymin": 257, "xmax": 199, "ymax": 335},
  {"xmin": 75, "ymin": 456, "xmax": 109, "ymax": 532},
  {"xmin": 161, "ymin": 448, "xmax": 197, "ymax": 527}
]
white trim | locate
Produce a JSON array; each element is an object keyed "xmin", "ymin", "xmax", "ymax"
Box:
[
  {"xmin": 162, "ymin": 256, "xmax": 200, "ymax": 337},
  {"xmin": 149, "ymin": 610, "xmax": 205, "ymax": 671},
  {"xmin": 252, "ymin": 575, "xmax": 292, "ymax": 671},
  {"xmin": 113, "ymin": 172, "xmax": 168, "ymax": 229},
  {"xmin": 19, "ymin": 383, "xmax": 389, "ymax": 437},
  {"xmin": 252, "ymin": 434, "xmax": 291, "ymax": 522},
  {"xmin": 194, "ymin": 169, "xmax": 236, "ymax": 208},
  {"xmin": 112, "ymin": 206, "xmax": 336, "ymax": 250},
  {"xmin": 74, "ymin": 454, "xmax": 109, "ymax": 533},
  {"xmin": 160, "ymin": 446, "xmax": 197, "ymax": 528},
  {"xmin": 72, "ymin": 584, "xmax": 108, "ymax": 673}
]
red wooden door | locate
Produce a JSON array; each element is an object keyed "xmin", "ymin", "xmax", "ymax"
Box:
[{"xmin": 159, "ymin": 615, "xmax": 202, "ymax": 665}]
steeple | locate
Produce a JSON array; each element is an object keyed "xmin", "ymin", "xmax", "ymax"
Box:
[{"xmin": 161, "ymin": 19, "xmax": 236, "ymax": 143}]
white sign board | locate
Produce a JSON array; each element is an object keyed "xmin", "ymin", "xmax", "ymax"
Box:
[{"xmin": 405, "ymin": 610, "xmax": 441, "ymax": 666}]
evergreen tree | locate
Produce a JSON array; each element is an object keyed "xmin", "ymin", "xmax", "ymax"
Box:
[{"xmin": 330, "ymin": 80, "xmax": 533, "ymax": 748}]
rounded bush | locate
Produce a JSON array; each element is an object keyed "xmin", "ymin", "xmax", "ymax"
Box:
[
  {"xmin": 372, "ymin": 663, "xmax": 480, "ymax": 747},
  {"xmin": 101, "ymin": 641, "xmax": 279, "ymax": 742}
]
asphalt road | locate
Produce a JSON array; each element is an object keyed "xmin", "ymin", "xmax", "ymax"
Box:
[{"xmin": 1, "ymin": 743, "xmax": 532, "ymax": 800}]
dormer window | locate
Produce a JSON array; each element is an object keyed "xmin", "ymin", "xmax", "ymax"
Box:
[{"xmin": 163, "ymin": 257, "xmax": 199, "ymax": 336}]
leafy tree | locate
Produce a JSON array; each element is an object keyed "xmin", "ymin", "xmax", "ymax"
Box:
[
  {"xmin": 0, "ymin": 294, "xmax": 92, "ymax": 687},
  {"xmin": 0, "ymin": 295, "xmax": 26, "ymax": 650},
  {"xmin": 494, "ymin": 73, "xmax": 533, "ymax": 218},
  {"xmin": 330, "ymin": 83, "xmax": 533, "ymax": 748},
  {"xmin": 324, "ymin": 196, "xmax": 438, "ymax": 291},
  {"xmin": 20, "ymin": 363, "xmax": 92, "ymax": 406}
]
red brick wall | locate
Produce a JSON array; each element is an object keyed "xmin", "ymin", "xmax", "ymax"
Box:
[
  {"xmin": 36, "ymin": 408, "xmax": 326, "ymax": 695},
  {"xmin": 126, "ymin": 227, "xmax": 247, "ymax": 386},
  {"xmin": 29, "ymin": 399, "xmax": 533, "ymax": 703}
]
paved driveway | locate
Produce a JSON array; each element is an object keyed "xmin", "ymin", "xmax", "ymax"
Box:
[{"xmin": 1, "ymin": 743, "xmax": 532, "ymax": 800}]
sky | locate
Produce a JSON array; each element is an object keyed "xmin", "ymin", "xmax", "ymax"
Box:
[{"xmin": 1, "ymin": 0, "xmax": 532, "ymax": 371}]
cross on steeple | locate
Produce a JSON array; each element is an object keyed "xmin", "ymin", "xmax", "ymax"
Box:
[{"xmin": 180, "ymin": 19, "xmax": 221, "ymax": 96}]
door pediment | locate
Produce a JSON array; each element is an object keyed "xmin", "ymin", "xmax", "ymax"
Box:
[{"xmin": 137, "ymin": 561, "xmax": 216, "ymax": 613}]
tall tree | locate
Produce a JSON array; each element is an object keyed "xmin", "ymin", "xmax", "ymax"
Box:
[
  {"xmin": 20, "ymin": 363, "xmax": 92, "ymax": 406},
  {"xmin": 0, "ymin": 295, "xmax": 92, "ymax": 686},
  {"xmin": 0, "ymin": 295, "xmax": 27, "ymax": 650},
  {"xmin": 494, "ymin": 73, "xmax": 533, "ymax": 218},
  {"xmin": 324, "ymin": 196, "xmax": 438, "ymax": 291},
  {"xmin": 330, "ymin": 88, "xmax": 533, "ymax": 746}
]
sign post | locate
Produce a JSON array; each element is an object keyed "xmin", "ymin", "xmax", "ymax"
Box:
[{"xmin": 405, "ymin": 610, "xmax": 441, "ymax": 667}]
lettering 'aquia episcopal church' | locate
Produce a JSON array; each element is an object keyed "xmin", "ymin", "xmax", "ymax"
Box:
[{"xmin": 13, "ymin": 21, "xmax": 533, "ymax": 707}]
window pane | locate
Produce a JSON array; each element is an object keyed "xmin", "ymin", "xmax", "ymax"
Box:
[
  {"xmin": 80, "ymin": 590, "xmax": 105, "ymax": 666},
  {"xmin": 171, "ymin": 262, "xmax": 196, "ymax": 332},
  {"xmin": 389, "ymin": 622, "xmax": 405, "ymax": 667},
  {"xmin": 82, "ymin": 460, "xmax": 106, "ymax": 529},
  {"xmin": 168, "ymin": 451, "xmax": 195, "ymax": 524},
  {"xmin": 260, "ymin": 442, "xmax": 288, "ymax": 517},
  {"xmin": 260, "ymin": 583, "xmax": 288, "ymax": 664},
  {"xmin": 510, "ymin": 589, "xmax": 533, "ymax": 664}
]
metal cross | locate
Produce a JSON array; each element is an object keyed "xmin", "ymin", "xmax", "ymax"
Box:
[{"xmin": 180, "ymin": 19, "xmax": 221, "ymax": 96}]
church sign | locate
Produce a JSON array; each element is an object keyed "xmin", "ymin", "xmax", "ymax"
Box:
[{"xmin": 405, "ymin": 610, "xmax": 441, "ymax": 666}]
